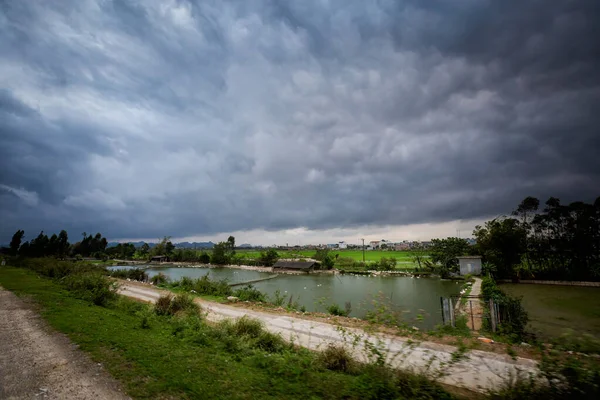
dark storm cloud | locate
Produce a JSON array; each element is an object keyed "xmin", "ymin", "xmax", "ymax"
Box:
[{"xmin": 1, "ymin": 0, "xmax": 599, "ymax": 242}]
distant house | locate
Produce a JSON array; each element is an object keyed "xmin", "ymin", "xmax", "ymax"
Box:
[
  {"xmin": 272, "ymin": 260, "xmax": 317, "ymax": 273},
  {"xmin": 327, "ymin": 243, "xmax": 337, "ymax": 249},
  {"xmin": 338, "ymin": 241, "xmax": 347, "ymax": 250},
  {"xmin": 150, "ymin": 255, "xmax": 169, "ymax": 263},
  {"xmin": 395, "ymin": 243, "xmax": 410, "ymax": 251},
  {"xmin": 369, "ymin": 241, "xmax": 380, "ymax": 250},
  {"xmin": 458, "ymin": 256, "xmax": 482, "ymax": 276}
]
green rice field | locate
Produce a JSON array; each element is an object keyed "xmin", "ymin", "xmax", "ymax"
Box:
[{"xmin": 235, "ymin": 249, "xmax": 425, "ymax": 265}]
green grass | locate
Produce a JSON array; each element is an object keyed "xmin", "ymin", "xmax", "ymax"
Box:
[
  {"xmin": 0, "ymin": 266, "xmax": 454, "ymax": 399},
  {"xmin": 234, "ymin": 249, "xmax": 424, "ymax": 269},
  {"xmin": 500, "ymin": 283, "xmax": 600, "ymax": 344}
]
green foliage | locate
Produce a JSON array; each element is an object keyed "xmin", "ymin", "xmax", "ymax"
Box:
[
  {"xmin": 429, "ymin": 237, "xmax": 471, "ymax": 277},
  {"xmin": 270, "ymin": 289, "xmax": 286, "ymax": 306},
  {"xmin": 370, "ymin": 257, "xmax": 397, "ymax": 271},
  {"xmin": 150, "ymin": 273, "xmax": 168, "ymax": 285},
  {"xmin": 62, "ymin": 272, "xmax": 117, "ymax": 306},
  {"xmin": 154, "ymin": 293, "xmax": 199, "ymax": 316},
  {"xmin": 327, "ymin": 303, "xmax": 350, "ymax": 317},
  {"xmin": 171, "ymin": 274, "xmax": 233, "ymax": 297},
  {"xmin": 318, "ymin": 344, "xmax": 354, "ymax": 372},
  {"xmin": 233, "ymin": 285, "xmax": 267, "ymax": 302},
  {"xmin": 105, "ymin": 243, "xmax": 136, "ymax": 259},
  {"xmin": 211, "ymin": 242, "xmax": 232, "ymax": 265},
  {"xmin": 257, "ymin": 249, "xmax": 279, "ymax": 267},
  {"xmin": 198, "ymin": 251, "xmax": 210, "ymax": 264},
  {"xmin": 71, "ymin": 232, "xmax": 108, "ymax": 258},
  {"xmin": 481, "ymin": 277, "xmax": 529, "ymax": 338},
  {"xmin": 9, "ymin": 229, "xmax": 24, "ymax": 256},
  {"xmin": 107, "ymin": 268, "xmax": 148, "ymax": 282},
  {"xmin": 474, "ymin": 218, "xmax": 527, "ymax": 279}
]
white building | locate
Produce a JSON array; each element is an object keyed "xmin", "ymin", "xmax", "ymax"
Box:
[
  {"xmin": 338, "ymin": 241, "xmax": 347, "ymax": 249},
  {"xmin": 458, "ymin": 256, "xmax": 482, "ymax": 276}
]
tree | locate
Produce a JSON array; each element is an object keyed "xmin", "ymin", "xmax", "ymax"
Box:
[
  {"xmin": 227, "ymin": 236, "xmax": 236, "ymax": 257},
  {"xmin": 429, "ymin": 237, "xmax": 471, "ymax": 277},
  {"xmin": 57, "ymin": 230, "xmax": 69, "ymax": 258},
  {"xmin": 258, "ymin": 249, "xmax": 279, "ymax": 267},
  {"xmin": 474, "ymin": 218, "xmax": 527, "ymax": 279},
  {"xmin": 211, "ymin": 242, "xmax": 231, "ymax": 265},
  {"xmin": 9, "ymin": 230, "xmax": 24, "ymax": 256},
  {"xmin": 29, "ymin": 231, "xmax": 49, "ymax": 257},
  {"xmin": 140, "ymin": 243, "xmax": 150, "ymax": 256}
]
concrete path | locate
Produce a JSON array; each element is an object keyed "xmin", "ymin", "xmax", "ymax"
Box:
[
  {"xmin": 0, "ymin": 287, "xmax": 129, "ymax": 400},
  {"xmin": 465, "ymin": 278, "xmax": 484, "ymax": 331},
  {"xmin": 119, "ymin": 282, "xmax": 539, "ymax": 393}
]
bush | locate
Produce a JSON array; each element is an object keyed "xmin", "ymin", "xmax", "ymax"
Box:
[
  {"xmin": 231, "ymin": 316, "xmax": 264, "ymax": 338},
  {"xmin": 62, "ymin": 272, "xmax": 117, "ymax": 306},
  {"xmin": 233, "ymin": 285, "xmax": 266, "ymax": 302},
  {"xmin": 481, "ymin": 276, "xmax": 528, "ymax": 338},
  {"xmin": 154, "ymin": 293, "xmax": 199, "ymax": 316},
  {"xmin": 155, "ymin": 294, "xmax": 174, "ymax": 316},
  {"xmin": 318, "ymin": 344, "xmax": 354, "ymax": 372},
  {"xmin": 178, "ymin": 274, "xmax": 232, "ymax": 297},
  {"xmin": 107, "ymin": 268, "xmax": 148, "ymax": 282},
  {"xmin": 255, "ymin": 331, "xmax": 287, "ymax": 353},
  {"xmin": 198, "ymin": 252, "xmax": 210, "ymax": 264},
  {"xmin": 151, "ymin": 273, "xmax": 168, "ymax": 285},
  {"xmin": 327, "ymin": 303, "xmax": 349, "ymax": 317},
  {"xmin": 257, "ymin": 249, "xmax": 279, "ymax": 267}
]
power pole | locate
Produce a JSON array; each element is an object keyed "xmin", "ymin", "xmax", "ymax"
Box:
[{"xmin": 361, "ymin": 238, "xmax": 365, "ymax": 263}]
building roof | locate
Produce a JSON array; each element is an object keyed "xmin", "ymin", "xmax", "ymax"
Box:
[
  {"xmin": 272, "ymin": 260, "xmax": 317, "ymax": 270},
  {"xmin": 457, "ymin": 255, "xmax": 482, "ymax": 259},
  {"xmin": 151, "ymin": 255, "xmax": 167, "ymax": 259}
]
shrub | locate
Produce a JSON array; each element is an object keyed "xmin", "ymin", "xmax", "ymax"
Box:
[
  {"xmin": 154, "ymin": 293, "xmax": 199, "ymax": 316},
  {"xmin": 318, "ymin": 344, "xmax": 354, "ymax": 372},
  {"xmin": 198, "ymin": 252, "xmax": 210, "ymax": 264},
  {"xmin": 232, "ymin": 316, "xmax": 264, "ymax": 338},
  {"xmin": 183, "ymin": 274, "xmax": 233, "ymax": 297},
  {"xmin": 255, "ymin": 331, "xmax": 287, "ymax": 353},
  {"xmin": 171, "ymin": 293, "xmax": 199, "ymax": 314},
  {"xmin": 270, "ymin": 289, "xmax": 285, "ymax": 306},
  {"xmin": 481, "ymin": 276, "xmax": 528, "ymax": 338},
  {"xmin": 233, "ymin": 285, "xmax": 266, "ymax": 302},
  {"xmin": 151, "ymin": 273, "xmax": 168, "ymax": 285},
  {"xmin": 107, "ymin": 268, "xmax": 148, "ymax": 282},
  {"xmin": 62, "ymin": 272, "xmax": 117, "ymax": 306},
  {"xmin": 155, "ymin": 294, "xmax": 174, "ymax": 316},
  {"xmin": 257, "ymin": 249, "xmax": 279, "ymax": 267},
  {"xmin": 327, "ymin": 303, "xmax": 349, "ymax": 317}
]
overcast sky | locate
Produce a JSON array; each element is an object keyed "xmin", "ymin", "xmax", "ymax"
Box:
[{"xmin": 1, "ymin": 0, "xmax": 599, "ymax": 245}]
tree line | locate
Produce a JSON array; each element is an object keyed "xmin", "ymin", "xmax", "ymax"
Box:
[
  {"xmin": 3, "ymin": 231, "xmax": 282, "ymax": 267},
  {"xmin": 425, "ymin": 195, "xmax": 600, "ymax": 281}
]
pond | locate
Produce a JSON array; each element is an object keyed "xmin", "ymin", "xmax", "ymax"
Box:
[{"xmin": 109, "ymin": 266, "xmax": 461, "ymax": 329}]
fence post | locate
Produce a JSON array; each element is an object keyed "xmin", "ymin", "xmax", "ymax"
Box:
[
  {"xmin": 450, "ymin": 298, "xmax": 455, "ymax": 327},
  {"xmin": 440, "ymin": 297, "xmax": 445, "ymax": 325},
  {"xmin": 469, "ymin": 300, "xmax": 474, "ymax": 330},
  {"xmin": 490, "ymin": 299, "xmax": 497, "ymax": 332}
]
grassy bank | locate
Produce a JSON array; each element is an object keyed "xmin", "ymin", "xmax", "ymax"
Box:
[{"xmin": 0, "ymin": 266, "xmax": 454, "ymax": 400}]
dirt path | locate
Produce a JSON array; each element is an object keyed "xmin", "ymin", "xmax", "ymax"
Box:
[
  {"xmin": 119, "ymin": 282, "xmax": 540, "ymax": 393},
  {"xmin": 0, "ymin": 287, "xmax": 129, "ymax": 400}
]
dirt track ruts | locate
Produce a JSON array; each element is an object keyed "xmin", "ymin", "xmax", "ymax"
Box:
[{"xmin": 0, "ymin": 286, "xmax": 129, "ymax": 400}]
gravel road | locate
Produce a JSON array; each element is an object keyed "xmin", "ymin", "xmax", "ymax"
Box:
[
  {"xmin": 119, "ymin": 282, "xmax": 540, "ymax": 393},
  {"xmin": 0, "ymin": 287, "xmax": 129, "ymax": 400}
]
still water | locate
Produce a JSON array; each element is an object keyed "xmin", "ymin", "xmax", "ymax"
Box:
[{"xmin": 110, "ymin": 266, "xmax": 461, "ymax": 329}]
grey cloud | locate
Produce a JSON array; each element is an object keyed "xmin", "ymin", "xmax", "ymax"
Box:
[{"xmin": 0, "ymin": 0, "xmax": 598, "ymax": 242}]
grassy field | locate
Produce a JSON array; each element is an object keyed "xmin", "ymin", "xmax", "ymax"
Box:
[
  {"xmin": 0, "ymin": 266, "xmax": 453, "ymax": 399},
  {"xmin": 500, "ymin": 283, "xmax": 600, "ymax": 344},
  {"xmin": 236, "ymin": 249, "xmax": 424, "ymax": 264}
]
